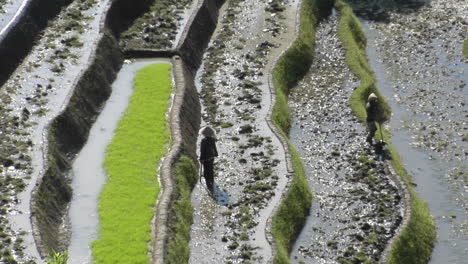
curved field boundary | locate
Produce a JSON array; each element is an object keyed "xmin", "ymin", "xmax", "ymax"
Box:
[
  {"xmin": 0, "ymin": 0, "xmax": 74, "ymax": 88},
  {"xmin": 116, "ymin": 0, "xmax": 223, "ymax": 262},
  {"xmin": 30, "ymin": 1, "xmax": 123, "ymax": 256},
  {"xmin": 335, "ymin": 1, "xmax": 435, "ymax": 263},
  {"xmin": 91, "ymin": 63, "xmax": 172, "ymax": 263},
  {"xmin": 152, "ymin": 56, "xmax": 200, "ymax": 264},
  {"xmin": 150, "ymin": 0, "xmax": 225, "ymax": 262},
  {"xmin": 267, "ymin": 0, "xmax": 334, "ymax": 263},
  {"xmin": 31, "ymin": 0, "xmax": 158, "ymax": 257},
  {"xmin": 30, "ymin": 0, "xmax": 221, "ymax": 260}
]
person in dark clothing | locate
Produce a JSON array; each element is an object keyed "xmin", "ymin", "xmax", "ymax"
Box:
[
  {"xmin": 199, "ymin": 126, "xmax": 218, "ymax": 192},
  {"xmin": 366, "ymin": 93, "xmax": 380, "ymax": 144}
]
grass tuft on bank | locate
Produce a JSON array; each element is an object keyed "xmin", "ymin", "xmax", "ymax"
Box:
[
  {"xmin": 335, "ymin": 0, "xmax": 391, "ymax": 123},
  {"xmin": 335, "ymin": 1, "xmax": 435, "ymax": 263},
  {"xmin": 92, "ymin": 63, "xmax": 172, "ymax": 264},
  {"xmin": 270, "ymin": 0, "xmax": 333, "ymax": 263},
  {"xmin": 165, "ymin": 155, "xmax": 198, "ymax": 263}
]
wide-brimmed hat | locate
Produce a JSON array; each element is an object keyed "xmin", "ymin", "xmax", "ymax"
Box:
[
  {"xmin": 368, "ymin": 93, "xmax": 378, "ymax": 102},
  {"xmin": 200, "ymin": 126, "xmax": 215, "ymax": 137}
]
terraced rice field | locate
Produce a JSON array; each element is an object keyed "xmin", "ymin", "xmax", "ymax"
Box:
[{"xmin": 0, "ymin": 0, "xmax": 465, "ymax": 263}]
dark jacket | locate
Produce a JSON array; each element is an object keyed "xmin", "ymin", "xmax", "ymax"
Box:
[
  {"xmin": 200, "ymin": 137, "xmax": 218, "ymax": 162},
  {"xmin": 366, "ymin": 101, "xmax": 380, "ymax": 122}
]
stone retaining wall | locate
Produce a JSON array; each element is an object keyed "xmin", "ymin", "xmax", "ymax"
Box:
[
  {"xmin": 31, "ymin": 0, "xmax": 225, "ymax": 259},
  {"xmin": 152, "ymin": 55, "xmax": 200, "ymax": 264},
  {"xmin": 30, "ymin": 0, "xmax": 156, "ymax": 257},
  {"xmin": 151, "ymin": 0, "xmax": 227, "ymax": 261},
  {"xmin": 0, "ymin": 0, "xmax": 73, "ymax": 88},
  {"xmin": 177, "ymin": 0, "xmax": 226, "ymax": 73}
]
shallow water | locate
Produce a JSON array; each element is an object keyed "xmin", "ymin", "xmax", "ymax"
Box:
[
  {"xmin": 189, "ymin": 0, "xmax": 300, "ymax": 262},
  {"xmin": 288, "ymin": 11, "xmax": 403, "ymax": 263},
  {"xmin": 4, "ymin": 1, "xmax": 111, "ymax": 261},
  {"xmin": 0, "ymin": 0, "xmax": 27, "ymax": 37},
  {"xmin": 362, "ymin": 15, "xmax": 468, "ymax": 263},
  {"xmin": 67, "ymin": 59, "xmax": 170, "ymax": 264}
]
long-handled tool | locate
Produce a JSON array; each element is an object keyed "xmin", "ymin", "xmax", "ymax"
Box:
[{"xmin": 378, "ymin": 122, "xmax": 385, "ymax": 144}]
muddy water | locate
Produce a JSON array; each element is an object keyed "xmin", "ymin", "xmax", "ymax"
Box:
[
  {"xmin": 288, "ymin": 12, "xmax": 403, "ymax": 264},
  {"xmin": 189, "ymin": 0, "xmax": 300, "ymax": 262},
  {"xmin": 66, "ymin": 59, "xmax": 170, "ymax": 264},
  {"xmin": 357, "ymin": 0, "xmax": 468, "ymax": 262}
]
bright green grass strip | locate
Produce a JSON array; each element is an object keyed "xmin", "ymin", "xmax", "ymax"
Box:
[
  {"xmin": 463, "ymin": 39, "xmax": 468, "ymax": 59},
  {"xmin": 92, "ymin": 63, "xmax": 172, "ymax": 264},
  {"xmin": 270, "ymin": 0, "xmax": 333, "ymax": 263},
  {"xmin": 272, "ymin": 141, "xmax": 312, "ymax": 264},
  {"xmin": 165, "ymin": 156, "xmax": 198, "ymax": 264},
  {"xmin": 335, "ymin": 0, "xmax": 391, "ymax": 123},
  {"xmin": 336, "ymin": 1, "xmax": 435, "ymax": 263}
]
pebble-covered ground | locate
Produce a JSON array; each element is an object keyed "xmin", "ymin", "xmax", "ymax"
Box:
[
  {"xmin": 189, "ymin": 0, "xmax": 300, "ymax": 263},
  {"xmin": 0, "ymin": 0, "xmax": 108, "ymax": 262},
  {"xmin": 288, "ymin": 12, "xmax": 403, "ymax": 264},
  {"xmin": 354, "ymin": 0, "xmax": 467, "ymax": 261},
  {"xmin": 119, "ymin": 0, "xmax": 194, "ymax": 50}
]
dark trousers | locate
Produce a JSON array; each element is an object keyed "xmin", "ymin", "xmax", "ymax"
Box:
[
  {"xmin": 202, "ymin": 160, "xmax": 214, "ymax": 191},
  {"xmin": 367, "ymin": 120, "xmax": 377, "ymax": 143}
]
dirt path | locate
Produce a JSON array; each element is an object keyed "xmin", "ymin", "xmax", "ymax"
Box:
[
  {"xmin": 189, "ymin": 0, "xmax": 300, "ymax": 262},
  {"xmin": 355, "ymin": 0, "xmax": 467, "ymax": 262},
  {"xmin": 287, "ymin": 11, "xmax": 403, "ymax": 264}
]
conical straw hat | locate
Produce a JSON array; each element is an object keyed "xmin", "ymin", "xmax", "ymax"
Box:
[
  {"xmin": 368, "ymin": 93, "xmax": 377, "ymax": 102},
  {"xmin": 200, "ymin": 126, "xmax": 215, "ymax": 137}
]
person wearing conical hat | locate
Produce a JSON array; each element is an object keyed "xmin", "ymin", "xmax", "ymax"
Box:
[
  {"xmin": 366, "ymin": 93, "xmax": 379, "ymax": 144},
  {"xmin": 199, "ymin": 126, "xmax": 218, "ymax": 192}
]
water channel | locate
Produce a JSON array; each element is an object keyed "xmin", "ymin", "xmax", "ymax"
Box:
[
  {"xmin": 363, "ymin": 22, "xmax": 468, "ymax": 263},
  {"xmin": 357, "ymin": 0, "xmax": 467, "ymax": 261},
  {"xmin": 67, "ymin": 59, "xmax": 171, "ymax": 264}
]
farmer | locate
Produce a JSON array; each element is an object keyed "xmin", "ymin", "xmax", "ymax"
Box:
[
  {"xmin": 366, "ymin": 93, "xmax": 381, "ymax": 144},
  {"xmin": 199, "ymin": 126, "xmax": 218, "ymax": 192}
]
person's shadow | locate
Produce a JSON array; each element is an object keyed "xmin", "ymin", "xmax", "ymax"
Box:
[
  {"xmin": 211, "ymin": 182, "xmax": 230, "ymax": 206},
  {"xmin": 374, "ymin": 141, "xmax": 391, "ymax": 161}
]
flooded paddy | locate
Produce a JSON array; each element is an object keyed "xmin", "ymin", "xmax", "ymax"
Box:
[
  {"xmin": 1, "ymin": 0, "xmax": 466, "ymax": 262},
  {"xmin": 119, "ymin": 0, "xmax": 196, "ymax": 50},
  {"xmin": 189, "ymin": 0, "xmax": 300, "ymax": 262},
  {"xmin": 288, "ymin": 11, "xmax": 403, "ymax": 264},
  {"xmin": 67, "ymin": 59, "xmax": 170, "ymax": 264},
  {"xmin": 355, "ymin": 0, "xmax": 467, "ymax": 262},
  {"xmin": 1, "ymin": 0, "xmax": 110, "ymax": 261}
]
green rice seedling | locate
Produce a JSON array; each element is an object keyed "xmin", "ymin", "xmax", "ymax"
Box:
[
  {"xmin": 47, "ymin": 251, "xmax": 68, "ymax": 264},
  {"xmin": 92, "ymin": 63, "xmax": 172, "ymax": 263}
]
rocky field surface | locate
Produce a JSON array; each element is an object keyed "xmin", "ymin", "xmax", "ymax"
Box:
[
  {"xmin": 2, "ymin": 0, "xmax": 466, "ymax": 263},
  {"xmin": 119, "ymin": 0, "xmax": 195, "ymax": 50},
  {"xmin": 288, "ymin": 12, "xmax": 403, "ymax": 264},
  {"xmin": 354, "ymin": 0, "xmax": 467, "ymax": 261},
  {"xmin": 189, "ymin": 0, "xmax": 300, "ymax": 263},
  {"xmin": 0, "ymin": 0, "xmax": 108, "ymax": 262},
  {"xmin": 353, "ymin": 0, "xmax": 467, "ymax": 262}
]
